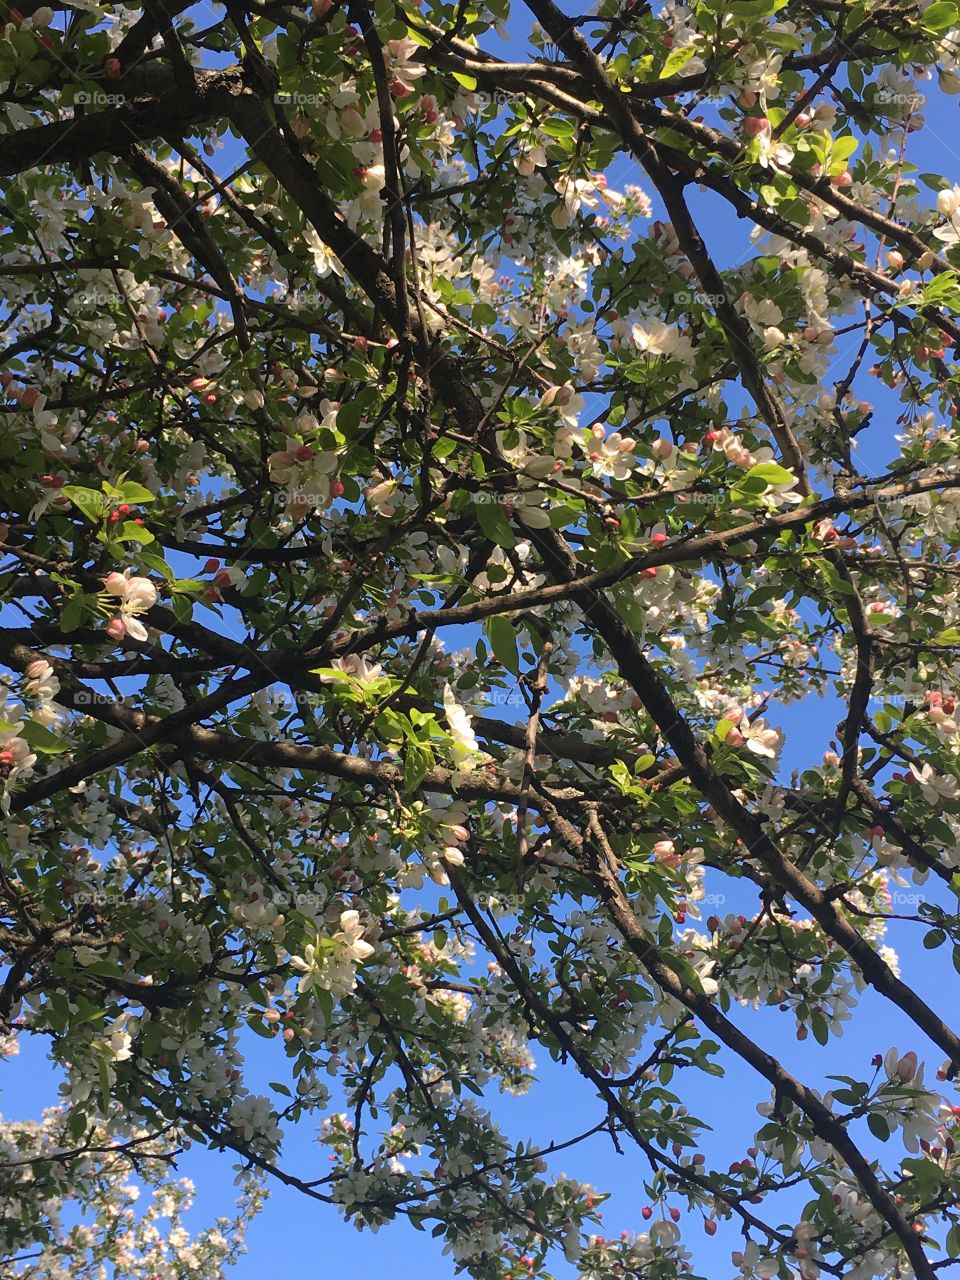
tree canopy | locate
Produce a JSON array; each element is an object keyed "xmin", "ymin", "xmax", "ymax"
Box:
[{"xmin": 4, "ymin": 0, "xmax": 960, "ymax": 1276}]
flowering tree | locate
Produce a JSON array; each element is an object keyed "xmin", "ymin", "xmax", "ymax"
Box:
[
  {"xmin": 5, "ymin": 0, "xmax": 960, "ymax": 1275},
  {"xmin": 1, "ymin": 1023, "xmax": 264, "ymax": 1278},
  {"xmin": 2, "ymin": 1110, "xmax": 263, "ymax": 1279}
]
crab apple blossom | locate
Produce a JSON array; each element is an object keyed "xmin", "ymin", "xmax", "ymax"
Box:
[
  {"xmin": 6, "ymin": 5, "xmax": 960, "ymax": 1280},
  {"xmin": 743, "ymin": 116, "xmax": 772, "ymax": 137},
  {"xmin": 0, "ymin": 1093, "xmax": 264, "ymax": 1278},
  {"xmin": 101, "ymin": 570, "xmax": 158, "ymax": 642}
]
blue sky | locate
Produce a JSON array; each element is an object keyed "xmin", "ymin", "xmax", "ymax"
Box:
[{"xmin": 7, "ymin": 8, "xmax": 960, "ymax": 1279}]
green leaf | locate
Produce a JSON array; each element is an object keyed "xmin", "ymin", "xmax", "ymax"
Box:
[
  {"xmin": 63, "ymin": 486, "xmax": 106, "ymax": 522},
  {"xmin": 867, "ymin": 1112, "xmax": 890, "ymax": 1141},
  {"xmin": 404, "ymin": 25, "xmax": 432, "ymax": 46},
  {"xmin": 831, "ymin": 1087, "xmax": 862, "ymax": 1106},
  {"xmin": 660, "ymin": 44, "xmax": 696, "ymax": 78},
  {"xmin": 403, "ymin": 743, "xmax": 429, "ymax": 793},
  {"xmin": 117, "ymin": 481, "xmax": 156, "ymax": 504},
  {"xmin": 117, "ymin": 521, "xmax": 155, "ymax": 545},
  {"xmin": 831, "ymin": 135, "xmax": 859, "ymax": 164},
  {"xmin": 474, "ymin": 500, "xmax": 516, "ymax": 548},
  {"xmin": 451, "ymin": 71, "xmax": 478, "ymax": 91},
  {"xmin": 432, "ymin": 436, "xmax": 458, "ymax": 460},
  {"xmin": 729, "ymin": 0, "xmax": 786, "ymax": 13},
  {"xmin": 733, "ymin": 475, "xmax": 770, "ymax": 498},
  {"xmin": 138, "ymin": 550, "xmax": 175, "ymax": 581},
  {"xmin": 922, "ymin": 0, "xmax": 958, "ymax": 32},
  {"xmin": 338, "ymin": 399, "xmax": 366, "ymax": 434},
  {"xmin": 60, "ymin": 596, "xmax": 87, "ymax": 634},
  {"xmin": 714, "ymin": 717, "xmax": 736, "ymax": 744},
  {"xmin": 486, "ymin": 616, "xmax": 519, "ymax": 676},
  {"xmin": 171, "ymin": 594, "xmax": 194, "ymax": 623},
  {"xmin": 744, "ymin": 462, "xmax": 796, "ymax": 487},
  {"xmin": 19, "ymin": 721, "xmax": 69, "ymax": 754},
  {"xmin": 540, "ymin": 118, "xmax": 576, "ymax": 139}
]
